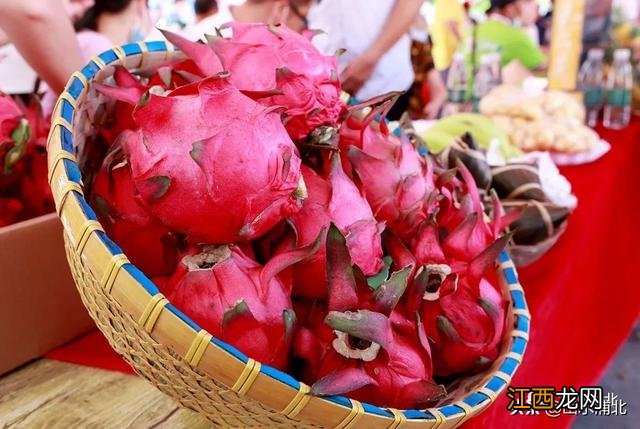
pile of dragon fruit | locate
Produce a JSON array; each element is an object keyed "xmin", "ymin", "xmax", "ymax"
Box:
[
  {"xmin": 88, "ymin": 23, "xmax": 515, "ymax": 409},
  {"xmin": 0, "ymin": 93, "xmax": 53, "ymax": 227}
]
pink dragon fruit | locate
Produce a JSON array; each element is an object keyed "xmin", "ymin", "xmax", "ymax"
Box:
[
  {"xmin": 162, "ymin": 24, "xmax": 344, "ymax": 141},
  {"xmin": 111, "ymin": 74, "xmax": 306, "ymax": 244},
  {"xmin": 400, "ymin": 166, "xmax": 513, "ymax": 376},
  {"xmin": 91, "ymin": 134, "xmax": 179, "ymax": 277},
  {"xmin": 292, "ymin": 225, "xmax": 445, "ymax": 408},
  {"xmin": 348, "ymin": 136, "xmax": 435, "ymax": 240},
  {"xmin": 94, "ymin": 67, "xmax": 149, "ymax": 145},
  {"xmin": 420, "ymin": 278, "xmax": 507, "ymax": 376},
  {"xmin": 281, "ymin": 157, "xmax": 384, "ymax": 300},
  {"xmin": 165, "ymin": 234, "xmax": 322, "ymax": 370}
]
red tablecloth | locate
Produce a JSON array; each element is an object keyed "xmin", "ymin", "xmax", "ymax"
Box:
[{"xmin": 47, "ymin": 120, "xmax": 640, "ymax": 428}]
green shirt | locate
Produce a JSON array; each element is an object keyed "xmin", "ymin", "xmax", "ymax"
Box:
[{"xmin": 474, "ymin": 20, "xmax": 545, "ymax": 70}]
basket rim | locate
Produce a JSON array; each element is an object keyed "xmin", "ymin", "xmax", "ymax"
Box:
[{"xmin": 47, "ymin": 40, "xmax": 531, "ymax": 427}]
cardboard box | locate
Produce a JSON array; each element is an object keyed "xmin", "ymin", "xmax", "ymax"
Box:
[{"xmin": 0, "ymin": 213, "xmax": 94, "ymax": 375}]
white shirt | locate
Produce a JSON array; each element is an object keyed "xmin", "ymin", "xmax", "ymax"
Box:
[
  {"xmin": 182, "ymin": 7, "xmax": 234, "ymax": 41},
  {"xmin": 307, "ymin": 0, "xmax": 414, "ymax": 100}
]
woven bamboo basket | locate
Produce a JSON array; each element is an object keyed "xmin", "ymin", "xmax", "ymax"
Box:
[{"xmin": 47, "ymin": 41, "xmax": 531, "ymax": 428}]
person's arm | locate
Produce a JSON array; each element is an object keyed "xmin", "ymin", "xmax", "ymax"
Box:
[
  {"xmin": 423, "ymin": 68, "xmax": 446, "ymax": 119},
  {"xmin": 340, "ymin": 0, "xmax": 423, "ymax": 95},
  {"xmin": 0, "ymin": 0, "xmax": 84, "ymax": 94}
]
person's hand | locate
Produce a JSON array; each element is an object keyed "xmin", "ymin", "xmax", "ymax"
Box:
[
  {"xmin": 340, "ymin": 52, "xmax": 378, "ymax": 96},
  {"xmin": 423, "ymin": 99, "xmax": 442, "ymax": 119}
]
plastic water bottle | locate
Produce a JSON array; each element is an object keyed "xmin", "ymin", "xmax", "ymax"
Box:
[
  {"xmin": 487, "ymin": 52, "xmax": 503, "ymax": 87},
  {"xmin": 472, "ymin": 55, "xmax": 497, "ymax": 112},
  {"xmin": 444, "ymin": 53, "xmax": 468, "ymax": 115},
  {"xmin": 603, "ymin": 49, "xmax": 633, "ymax": 130},
  {"xmin": 578, "ymin": 48, "xmax": 604, "ymax": 127}
]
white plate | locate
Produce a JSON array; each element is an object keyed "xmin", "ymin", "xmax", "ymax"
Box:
[{"xmin": 548, "ymin": 139, "xmax": 611, "ymax": 166}]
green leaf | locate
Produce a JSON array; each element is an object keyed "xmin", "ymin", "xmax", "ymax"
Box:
[
  {"xmin": 372, "ymin": 265, "xmax": 412, "ymax": 312},
  {"xmin": 144, "ymin": 176, "xmax": 171, "ymax": 201},
  {"xmin": 283, "ymin": 308, "xmax": 297, "ymax": 341},
  {"xmin": 222, "ymin": 300, "xmax": 254, "ymax": 327},
  {"xmin": 367, "ymin": 256, "xmax": 392, "ymax": 289},
  {"xmin": 190, "ymin": 140, "xmax": 205, "ymax": 167}
]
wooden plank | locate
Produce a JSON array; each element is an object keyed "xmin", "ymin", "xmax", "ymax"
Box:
[{"xmin": 0, "ymin": 359, "xmax": 213, "ymax": 428}]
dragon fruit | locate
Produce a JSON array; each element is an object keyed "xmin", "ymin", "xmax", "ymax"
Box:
[
  {"xmin": 94, "ymin": 67, "xmax": 148, "ymax": 144},
  {"xmin": 420, "ymin": 277, "xmax": 507, "ymax": 377},
  {"xmin": 397, "ymin": 164, "xmax": 514, "ymax": 376},
  {"xmin": 91, "ymin": 135, "xmax": 179, "ymax": 277},
  {"xmin": 113, "ymin": 75, "xmax": 306, "ymax": 244},
  {"xmin": 165, "ymin": 234, "xmax": 322, "ymax": 370},
  {"xmin": 292, "ymin": 225, "xmax": 445, "ymax": 408},
  {"xmin": 281, "ymin": 157, "xmax": 384, "ymax": 300},
  {"xmin": 348, "ymin": 137, "xmax": 435, "ymax": 240},
  {"xmin": 162, "ymin": 24, "xmax": 344, "ymax": 141}
]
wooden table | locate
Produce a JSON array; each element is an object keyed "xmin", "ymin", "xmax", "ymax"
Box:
[{"xmin": 0, "ymin": 360, "xmax": 213, "ymax": 428}]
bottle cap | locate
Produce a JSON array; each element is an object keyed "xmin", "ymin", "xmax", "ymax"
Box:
[
  {"xmin": 613, "ymin": 49, "xmax": 630, "ymax": 61},
  {"xmin": 587, "ymin": 48, "xmax": 604, "ymax": 60}
]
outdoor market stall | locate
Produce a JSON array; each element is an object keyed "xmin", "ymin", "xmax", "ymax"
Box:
[{"xmin": 0, "ymin": 0, "xmax": 638, "ymax": 427}]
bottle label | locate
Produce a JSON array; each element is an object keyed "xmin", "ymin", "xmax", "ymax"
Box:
[
  {"xmin": 448, "ymin": 89, "xmax": 466, "ymax": 103},
  {"xmin": 606, "ymin": 89, "xmax": 631, "ymax": 107},
  {"xmin": 471, "ymin": 96, "xmax": 480, "ymax": 113},
  {"xmin": 583, "ymin": 88, "xmax": 603, "ymax": 108}
]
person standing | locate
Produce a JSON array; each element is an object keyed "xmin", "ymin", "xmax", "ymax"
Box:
[
  {"xmin": 307, "ymin": 0, "xmax": 424, "ymax": 120},
  {"xmin": 431, "ymin": 0, "xmax": 466, "ymax": 75},
  {"xmin": 474, "ymin": 0, "xmax": 546, "ymax": 70},
  {"xmin": 0, "ymin": 0, "xmax": 84, "ymax": 95},
  {"xmin": 183, "ymin": 0, "xmax": 230, "ymax": 40},
  {"xmin": 75, "ymin": 0, "xmax": 153, "ymax": 46}
]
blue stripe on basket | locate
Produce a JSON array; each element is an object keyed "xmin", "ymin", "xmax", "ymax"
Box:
[
  {"xmin": 95, "ymin": 230, "xmax": 124, "ymax": 255},
  {"xmin": 67, "ymin": 76, "xmax": 85, "ymax": 99},
  {"xmin": 60, "ymin": 126, "xmax": 74, "ymax": 152},
  {"xmin": 498, "ymin": 250, "xmax": 510, "ymax": 263},
  {"xmin": 74, "ymin": 193, "xmax": 99, "ymax": 221},
  {"xmin": 81, "ymin": 61, "xmax": 101, "ymax": 80},
  {"xmin": 504, "ymin": 267, "xmax": 518, "ymax": 284},
  {"xmin": 123, "ymin": 265, "xmax": 159, "ymax": 295},
  {"xmin": 500, "ymin": 358, "xmax": 519, "ymax": 376},
  {"xmin": 260, "ymin": 365, "xmax": 299, "ymax": 389},
  {"xmin": 486, "ymin": 376, "xmax": 507, "ymax": 392},
  {"xmin": 464, "ymin": 392, "xmax": 490, "ymax": 407},
  {"xmin": 404, "ymin": 410, "xmax": 429, "ymax": 419},
  {"xmin": 511, "ymin": 290, "xmax": 526, "ymax": 310},
  {"xmin": 146, "ymin": 40, "xmax": 167, "ymax": 52},
  {"xmin": 98, "ymin": 49, "xmax": 119, "ymax": 65},
  {"xmin": 122, "ymin": 43, "xmax": 142, "ymax": 56},
  {"xmin": 63, "ymin": 159, "xmax": 82, "ymax": 184},
  {"xmin": 210, "ymin": 337, "xmax": 249, "ymax": 361},
  {"xmin": 321, "ymin": 397, "xmax": 393, "ymax": 418},
  {"xmin": 362, "ymin": 403, "xmax": 392, "ymax": 417},
  {"xmin": 439, "ymin": 404, "xmax": 463, "ymax": 417},
  {"xmin": 165, "ymin": 303, "xmax": 201, "ymax": 332},
  {"xmin": 61, "ymin": 99, "xmax": 74, "ymax": 123},
  {"xmin": 516, "ymin": 315, "xmax": 530, "ymax": 332},
  {"xmin": 512, "ymin": 337, "xmax": 527, "ymax": 354}
]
